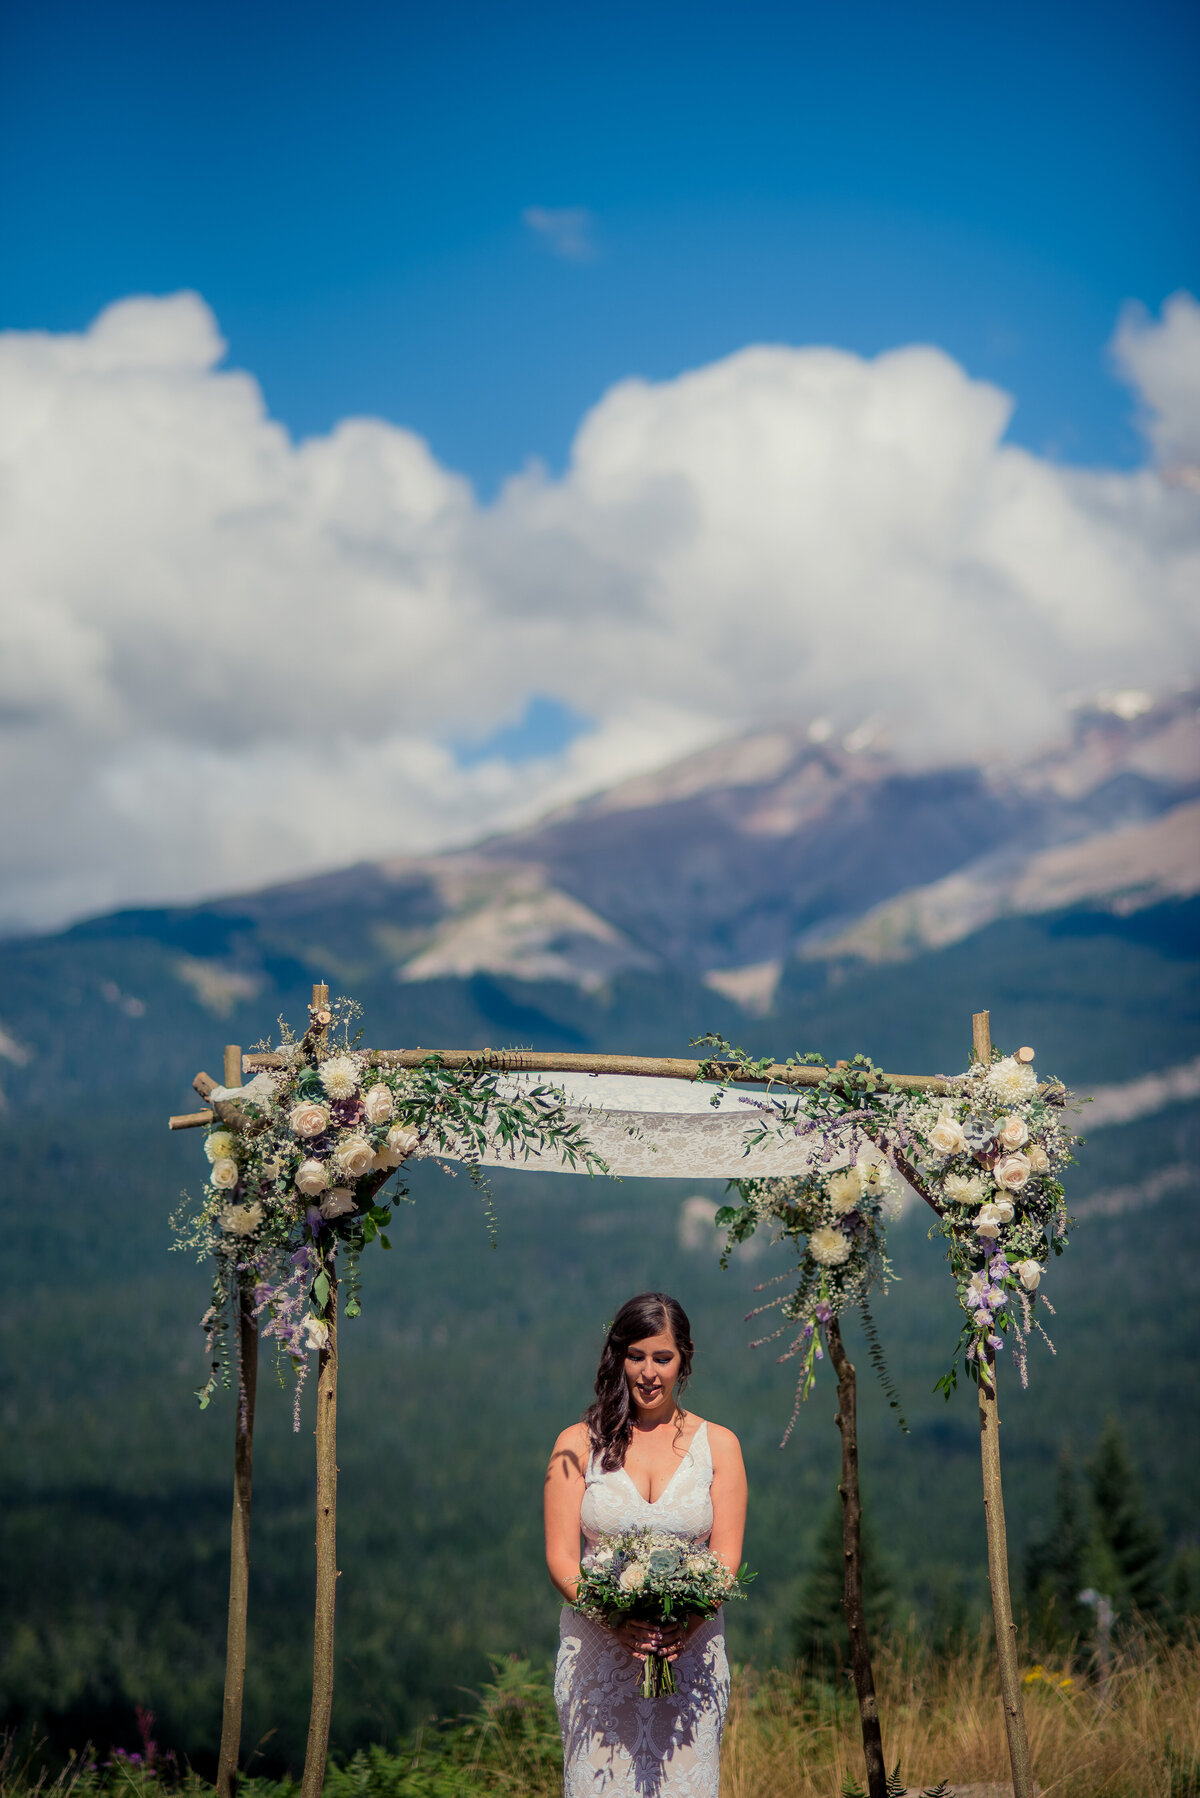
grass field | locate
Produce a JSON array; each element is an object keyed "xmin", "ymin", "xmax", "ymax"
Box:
[{"xmin": 6, "ymin": 1630, "xmax": 1198, "ymax": 1798}]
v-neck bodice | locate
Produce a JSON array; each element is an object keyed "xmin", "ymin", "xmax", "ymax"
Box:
[{"xmin": 580, "ymin": 1420, "xmax": 714, "ymax": 1546}]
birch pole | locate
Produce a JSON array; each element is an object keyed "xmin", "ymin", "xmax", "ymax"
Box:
[
  {"xmin": 217, "ymin": 1044, "xmax": 258, "ymax": 1798},
  {"xmin": 823, "ymin": 1318, "xmax": 886, "ymax": 1798},
  {"xmin": 973, "ymin": 1010, "xmax": 1034, "ymax": 1798},
  {"xmin": 301, "ymin": 985, "xmax": 340, "ymax": 1798}
]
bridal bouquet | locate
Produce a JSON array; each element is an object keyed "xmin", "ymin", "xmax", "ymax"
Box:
[{"xmin": 574, "ymin": 1527, "xmax": 752, "ymax": 1697}]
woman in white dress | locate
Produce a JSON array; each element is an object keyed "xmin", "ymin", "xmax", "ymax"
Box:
[{"xmin": 545, "ymin": 1292, "xmax": 748, "ymax": 1797}]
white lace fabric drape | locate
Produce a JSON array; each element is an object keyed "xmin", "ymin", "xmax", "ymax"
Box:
[{"xmin": 555, "ymin": 1422, "xmax": 729, "ymax": 1797}]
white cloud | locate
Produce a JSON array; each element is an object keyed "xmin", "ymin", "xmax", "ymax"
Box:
[
  {"xmin": 522, "ymin": 206, "xmax": 597, "ymax": 261},
  {"xmin": 1111, "ymin": 290, "xmax": 1200, "ymax": 469},
  {"xmin": 1, "ymin": 289, "xmax": 1198, "ymax": 932}
]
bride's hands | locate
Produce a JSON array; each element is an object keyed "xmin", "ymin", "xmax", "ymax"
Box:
[
  {"xmin": 656, "ymin": 1613, "xmax": 707, "ymax": 1663},
  {"xmin": 612, "ymin": 1614, "xmax": 706, "ymax": 1663},
  {"xmin": 611, "ymin": 1617, "xmax": 661, "ymax": 1660}
]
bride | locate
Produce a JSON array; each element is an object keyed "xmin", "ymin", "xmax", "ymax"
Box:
[{"xmin": 545, "ymin": 1292, "xmax": 748, "ymax": 1797}]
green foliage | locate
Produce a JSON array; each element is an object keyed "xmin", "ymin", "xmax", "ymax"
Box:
[
  {"xmin": 793, "ymin": 1491, "xmax": 894, "ymax": 1667},
  {"xmin": 1087, "ymin": 1416, "xmax": 1166, "ymax": 1620},
  {"xmin": 1024, "ymin": 1451, "xmax": 1096, "ymax": 1647}
]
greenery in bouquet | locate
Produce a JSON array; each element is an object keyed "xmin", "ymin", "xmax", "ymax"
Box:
[
  {"xmin": 172, "ymin": 997, "xmax": 606, "ymax": 1423},
  {"xmin": 574, "ymin": 1527, "xmax": 753, "ymax": 1697}
]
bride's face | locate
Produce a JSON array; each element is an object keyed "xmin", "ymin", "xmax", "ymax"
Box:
[{"xmin": 624, "ymin": 1329, "xmax": 681, "ymax": 1410}]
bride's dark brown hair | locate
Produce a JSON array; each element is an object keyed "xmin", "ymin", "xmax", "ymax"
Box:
[{"xmin": 583, "ymin": 1292, "xmax": 695, "ymax": 1471}]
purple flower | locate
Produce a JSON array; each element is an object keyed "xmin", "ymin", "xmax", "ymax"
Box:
[{"xmin": 815, "ymin": 1301, "xmax": 833, "ymax": 1324}]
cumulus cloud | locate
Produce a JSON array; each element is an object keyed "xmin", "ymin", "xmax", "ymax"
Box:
[
  {"xmin": 1112, "ymin": 290, "xmax": 1200, "ymax": 469},
  {"xmin": 1, "ymin": 289, "xmax": 1198, "ymax": 932}
]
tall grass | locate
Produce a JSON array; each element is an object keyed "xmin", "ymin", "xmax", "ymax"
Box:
[{"xmin": 4, "ymin": 1631, "xmax": 1197, "ymax": 1798}]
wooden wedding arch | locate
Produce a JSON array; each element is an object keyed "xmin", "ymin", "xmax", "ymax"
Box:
[{"xmin": 169, "ymin": 987, "xmax": 1055, "ymax": 1798}]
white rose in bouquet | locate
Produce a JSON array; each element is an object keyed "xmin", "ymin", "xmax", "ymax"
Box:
[
  {"xmin": 809, "ymin": 1225, "xmax": 852, "ymax": 1266},
  {"xmin": 295, "ymin": 1158, "xmax": 330, "ymax": 1196},
  {"xmin": 219, "ymin": 1202, "xmax": 263, "ymax": 1236},
  {"xmin": 289, "ymin": 1101, "xmax": 329, "ymax": 1139},
  {"xmin": 618, "ymin": 1563, "xmax": 647, "ymax": 1592},
  {"xmin": 210, "ymin": 1156, "xmax": 240, "ymax": 1190},
  {"xmin": 1016, "ymin": 1259, "xmax": 1042, "ymax": 1290},
  {"xmin": 929, "ymin": 1112, "xmax": 967, "ymax": 1156},
  {"xmin": 302, "ymin": 1316, "xmax": 329, "ymax": 1352},
  {"xmin": 827, "ymin": 1169, "xmax": 863, "ymax": 1213},
  {"xmin": 996, "ymin": 1115, "xmax": 1029, "ymax": 1151},
  {"xmin": 318, "ymin": 1054, "xmax": 360, "ymax": 1100},
  {"xmin": 320, "ymin": 1188, "xmax": 356, "ymax": 1220},
  {"xmin": 1027, "ymin": 1144, "xmax": 1050, "ymax": 1173},
  {"xmin": 995, "ymin": 1153, "xmax": 1032, "ymax": 1192},
  {"xmin": 385, "ymin": 1124, "xmax": 421, "ymax": 1163},
  {"xmin": 204, "ymin": 1129, "xmax": 237, "ymax": 1164},
  {"xmin": 363, "ymin": 1083, "xmax": 395, "ymax": 1125},
  {"xmin": 336, "ymin": 1134, "xmax": 375, "ymax": 1181},
  {"xmin": 991, "ymin": 1197, "xmax": 1015, "ymax": 1224},
  {"xmin": 974, "ymin": 1203, "xmax": 1004, "ymax": 1239}
]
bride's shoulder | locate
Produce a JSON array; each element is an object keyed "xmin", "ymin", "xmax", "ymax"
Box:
[
  {"xmin": 692, "ymin": 1417, "xmax": 743, "ymax": 1465},
  {"xmin": 548, "ymin": 1420, "xmax": 591, "ymax": 1470}
]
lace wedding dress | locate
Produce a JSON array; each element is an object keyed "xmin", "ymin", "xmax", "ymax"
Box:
[{"xmin": 554, "ymin": 1421, "xmax": 729, "ymax": 1797}]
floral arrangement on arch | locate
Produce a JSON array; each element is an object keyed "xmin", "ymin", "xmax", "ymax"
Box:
[
  {"xmin": 701, "ymin": 1037, "xmax": 1079, "ymax": 1418},
  {"xmin": 174, "ymin": 997, "xmax": 606, "ymax": 1425}
]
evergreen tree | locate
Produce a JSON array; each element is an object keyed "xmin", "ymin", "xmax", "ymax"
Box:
[
  {"xmin": 1024, "ymin": 1450, "xmax": 1093, "ymax": 1647},
  {"xmin": 1086, "ymin": 1417, "xmax": 1165, "ymax": 1620},
  {"xmin": 794, "ymin": 1488, "xmax": 893, "ymax": 1667}
]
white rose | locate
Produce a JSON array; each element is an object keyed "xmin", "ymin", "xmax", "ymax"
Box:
[
  {"xmin": 301, "ymin": 1315, "xmax": 329, "ymax": 1353},
  {"xmin": 386, "ymin": 1124, "xmax": 420, "ymax": 1161},
  {"xmin": 986, "ymin": 1057, "xmax": 1038, "ymax": 1105},
  {"xmin": 928, "ymin": 1112, "xmax": 967, "ymax": 1156},
  {"xmin": 295, "ymin": 1158, "xmax": 330, "ymax": 1197},
  {"xmin": 991, "ymin": 1197, "xmax": 1015, "ymax": 1224},
  {"xmin": 827, "ymin": 1169, "xmax": 863, "ymax": 1213},
  {"xmin": 210, "ymin": 1157, "xmax": 240, "ymax": 1190},
  {"xmin": 363, "ymin": 1083, "xmax": 395, "ymax": 1125},
  {"xmin": 336, "ymin": 1134, "xmax": 375, "ymax": 1181},
  {"xmin": 618, "ymin": 1563, "xmax": 647, "ymax": 1592},
  {"xmin": 996, "ymin": 1115, "xmax": 1029, "ymax": 1151},
  {"xmin": 944, "ymin": 1172, "xmax": 987, "ymax": 1206},
  {"xmin": 1016, "ymin": 1259, "xmax": 1042, "ymax": 1291},
  {"xmin": 974, "ymin": 1203, "xmax": 1004, "ymax": 1239},
  {"xmin": 809, "ymin": 1225, "xmax": 853, "ymax": 1267},
  {"xmin": 318, "ymin": 1054, "xmax": 360, "ymax": 1100},
  {"xmin": 995, "ymin": 1153, "xmax": 1032, "ymax": 1192},
  {"xmin": 320, "ymin": 1188, "xmax": 356, "ymax": 1220},
  {"xmin": 1027, "ymin": 1144, "xmax": 1050, "ymax": 1174},
  {"xmin": 219, "ymin": 1201, "xmax": 263, "ymax": 1236},
  {"xmin": 289, "ymin": 1101, "xmax": 329, "ymax": 1139},
  {"xmin": 204, "ymin": 1129, "xmax": 237, "ymax": 1164}
]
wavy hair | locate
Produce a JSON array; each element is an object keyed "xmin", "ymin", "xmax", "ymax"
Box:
[{"xmin": 583, "ymin": 1292, "xmax": 695, "ymax": 1471}]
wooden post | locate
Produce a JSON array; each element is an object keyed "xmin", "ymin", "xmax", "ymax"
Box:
[
  {"xmin": 301, "ymin": 1260, "xmax": 338, "ymax": 1798},
  {"xmin": 824, "ymin": 1318, "xmax": 886, "ymax": 1798},
  {"xmin": 972, "ymin": 1010, "xmax": 1035, "ymax": 1798},
  {"xmin": 217, "ymin": 1045, "xmax": 258, "ymax": 1798},
  {"xmin": 301, "ymin": 983, "xmax": 338, "ymax": 1798}
]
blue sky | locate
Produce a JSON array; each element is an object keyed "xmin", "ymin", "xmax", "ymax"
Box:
[{"xmin": 3, "ymin": 0, "xmax": 1196, "ymax": 493}]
